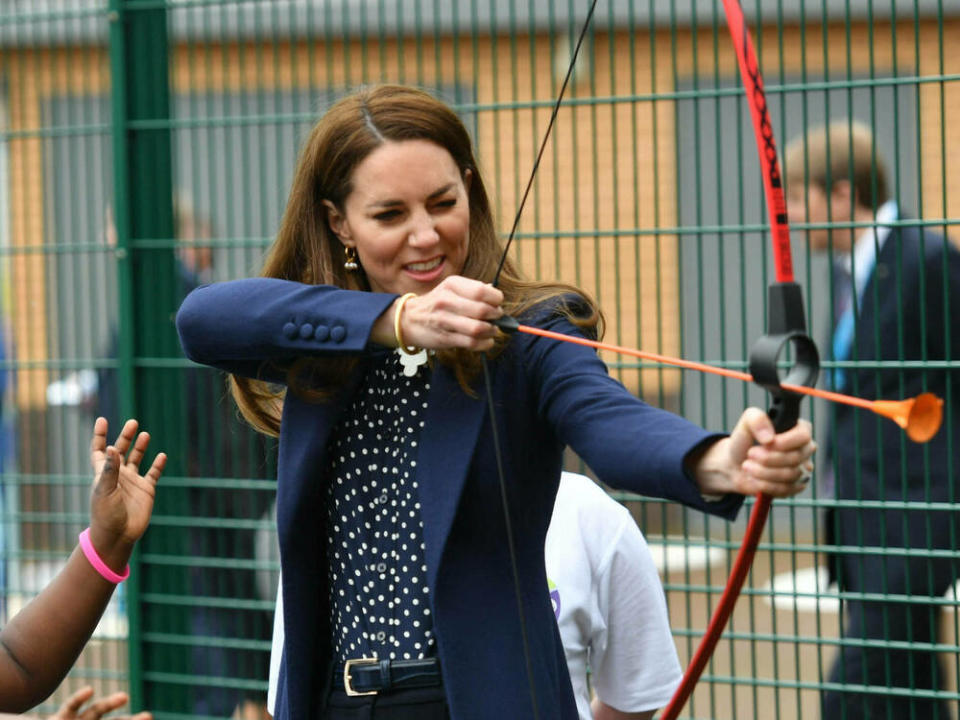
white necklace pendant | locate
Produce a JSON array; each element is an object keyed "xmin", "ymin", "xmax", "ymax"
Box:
[{"xmin": 397, "ymin": 347, "xmax": 429, "ymax": 376}]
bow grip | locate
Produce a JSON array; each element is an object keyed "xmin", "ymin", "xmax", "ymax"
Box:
[{"xmin": 748, "ymin": 282, "xmax": 820, "ymax": 433}]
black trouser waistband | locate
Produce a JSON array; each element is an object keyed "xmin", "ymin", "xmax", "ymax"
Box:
[{"xmin": 336, "ymin": 657, "xmax": 442, "ymax": 695}]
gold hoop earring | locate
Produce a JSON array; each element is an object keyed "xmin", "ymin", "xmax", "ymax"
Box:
[{"xmin": 343, "ymin": 246, "xmax": 359, "ymax": 271}]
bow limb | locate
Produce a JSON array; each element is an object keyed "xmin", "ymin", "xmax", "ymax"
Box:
[{"xmin": 660, "ymin": 2, "xmax": 804, "ymax": 717}]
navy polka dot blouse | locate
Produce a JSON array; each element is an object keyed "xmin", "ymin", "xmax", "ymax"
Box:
[{"xmin": 325, "ymin": 349, "xmax": 435, "ymax": 662}]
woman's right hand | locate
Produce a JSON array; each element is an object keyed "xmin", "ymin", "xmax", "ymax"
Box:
[{"xmin": 395, "ymin": 276, "xmax": 505, "ymax": 351}]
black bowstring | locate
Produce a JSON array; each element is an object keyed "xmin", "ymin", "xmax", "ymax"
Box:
[
  {"xmin": 491, "ymin": 0, "xmax": 600, "ymax": 288},
  {"xmin": 481, "ymin": 1, "xmax": 599, "ymax": 717},
  {"xmin": 479, "ymin": 355, "xmax": 538, "ymax": 713}
]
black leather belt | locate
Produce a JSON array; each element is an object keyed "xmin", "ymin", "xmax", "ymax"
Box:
[{"xmin": 338, "ymin": 657, "xmax": 442, "ymax": 696}]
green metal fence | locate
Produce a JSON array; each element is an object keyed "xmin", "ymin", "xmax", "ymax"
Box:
[{"xmin": 1, "ymin": 1, "xmax": 958, "ymax": 718}]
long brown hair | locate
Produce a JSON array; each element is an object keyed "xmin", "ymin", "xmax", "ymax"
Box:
[{"xmin": 232, "ymin": 85, "xmax": 601, "ymax": 436}]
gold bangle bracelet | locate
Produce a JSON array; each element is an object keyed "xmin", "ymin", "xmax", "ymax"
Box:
[{"xmin": 393, "ymin": 292, "xmax": 422, "ymax": 356}]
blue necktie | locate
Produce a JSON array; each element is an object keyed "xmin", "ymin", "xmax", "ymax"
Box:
[
  {"xmin": 831, "ymin": 266, "xmax": 854, "ymax": 391},
  {"xmin": 823, "ymin": 265, "xmax": 853, "ymax": 499},
  {"xmin": 832, "ymin": 245, "xmax": 880, "ymax": 391}
]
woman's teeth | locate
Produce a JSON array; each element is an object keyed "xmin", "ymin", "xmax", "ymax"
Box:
[{"xmin": 407, "ymin": 258, "xmax": 443, "ymax": 271}]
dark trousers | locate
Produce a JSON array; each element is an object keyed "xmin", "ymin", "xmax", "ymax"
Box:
[
  {"xmin": 322, "ymin": 686, "xmax": 449, "ymax": 720},
  {"xmin": 822, "ymin": 599, "xmax": 953, "ymax": 720}
]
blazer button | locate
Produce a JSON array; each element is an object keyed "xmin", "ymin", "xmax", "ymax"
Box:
[
  {"xmin": 299, "ymin": 323, "xmax": 314, "ymax": 339},
  {"xmin": 314, "ymin": 325, "xmax": 330, "ymax": 342},
  {"xmin": 283, "ymin": 322, "xmax": 298, "ymax": 339},
  {"xmin": 330, "ymin": 325, "xmax": 346, "ymax": 343}
]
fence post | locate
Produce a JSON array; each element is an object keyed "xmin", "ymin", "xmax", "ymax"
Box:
[{"xmin": 108, "ymin": 0, "xmax": 185, "ymax": 712}]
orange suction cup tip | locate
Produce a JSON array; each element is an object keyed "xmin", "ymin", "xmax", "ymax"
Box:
[
  {"xmin": 905, "ymin": 392, "xmax": 944, "ymax": 443},
  {"xmin": 871, "ymin": 392, "xmax": 943, "ymax": 443}
]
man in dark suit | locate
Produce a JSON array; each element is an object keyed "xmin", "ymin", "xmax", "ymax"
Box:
[{"xmin": 786, "ymin": 120, "xmax": 960, "ymax": 719}]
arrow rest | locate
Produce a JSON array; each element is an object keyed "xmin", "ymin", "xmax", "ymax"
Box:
[
  {"xmin": 492, "ymin": 314, "xmax": 520, "ymax": 334},
  {"xmin": 748, "ymin": 282, "xmax": 820, "ymax": 432}
]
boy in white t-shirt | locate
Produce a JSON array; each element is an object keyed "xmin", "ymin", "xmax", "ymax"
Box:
[
  {"xmin": 266, "ymin": 471, "xmax": 680, "ymax": 719},
  {"xmin": 547, "ymin": 472, "xmax": 681, "ymax": 719}
]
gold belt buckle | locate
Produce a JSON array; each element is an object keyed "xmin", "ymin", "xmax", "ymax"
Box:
[{"xmin": 343, "ymin": 657, "xmax": 379, "ymax": 697}]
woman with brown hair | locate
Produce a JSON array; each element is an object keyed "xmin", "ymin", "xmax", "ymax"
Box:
[{"xmin": 176, "ymin": 84, "xmax": 815, "ymax": 720}]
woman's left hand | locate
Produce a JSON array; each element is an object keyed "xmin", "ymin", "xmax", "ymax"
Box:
[{"xmin": 689, "ymin": 407, "xmax": 816, "ymax": 499}]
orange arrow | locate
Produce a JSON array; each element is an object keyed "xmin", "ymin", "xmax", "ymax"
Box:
[{"xmin": 513, "ymin": 323, "xmax": 943, "ymax": 443}]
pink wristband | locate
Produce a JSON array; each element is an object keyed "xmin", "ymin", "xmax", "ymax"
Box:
[{"xmin": 78, "ymin": 527, "xmax": 130, "ymax": 584}]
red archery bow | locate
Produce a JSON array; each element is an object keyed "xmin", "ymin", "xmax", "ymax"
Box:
[
  {"xmin": 485, "ymin": 3, "xmax": 796, "ymax": 717},
  {"xmin": 488, "ymin": 3, "xmax": 941, "ymax": 717},
  {"xmin": 660, "ymin": 2, "xmax": 799, "ymax": 716}
]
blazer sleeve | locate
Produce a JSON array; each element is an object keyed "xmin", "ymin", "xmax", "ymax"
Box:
[
  {"xmin": 176, "ymin": 278, "xmax": 397, "ymax": 381},
  {"xmin": 923, "ymin": 235, "xmax": 960, "ymax": 365},
  {"xmin": 520, "ymin": 300, "xmax": 743, "ymax": 518}
]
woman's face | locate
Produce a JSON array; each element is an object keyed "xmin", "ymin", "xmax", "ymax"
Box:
[{"xmin": 327, "ymin": 139, "xmax": 472, "ymax": 295}]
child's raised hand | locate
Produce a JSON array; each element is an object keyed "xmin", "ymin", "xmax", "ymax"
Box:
[
  {"xmin": 87, "ymin": 418, "xmax": 166, "ymax": 571},
  {"xmin": 50, "ymin": 686, "xmax": 152, "ymax": 720}
]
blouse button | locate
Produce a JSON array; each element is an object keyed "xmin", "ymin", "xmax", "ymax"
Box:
[
  {"xmin": 376, "ymin": 631, "xmax": 387, "ymax": 642},
  {"xmin": 378, "ymin": 493, "xmax": 389, "ymax": 505},
  {"xmin": 376, "ymin": 562, "xmax": 388, "ymax": 574}
]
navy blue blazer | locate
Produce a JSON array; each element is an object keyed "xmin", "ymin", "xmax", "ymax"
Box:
[
  {"xmin": 176, "ymin": 278, "xmax": 742, "ymax": 720},
  {"xmin": 830, "ymin": 222, "xmax": 960, "ymax": 594}
]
